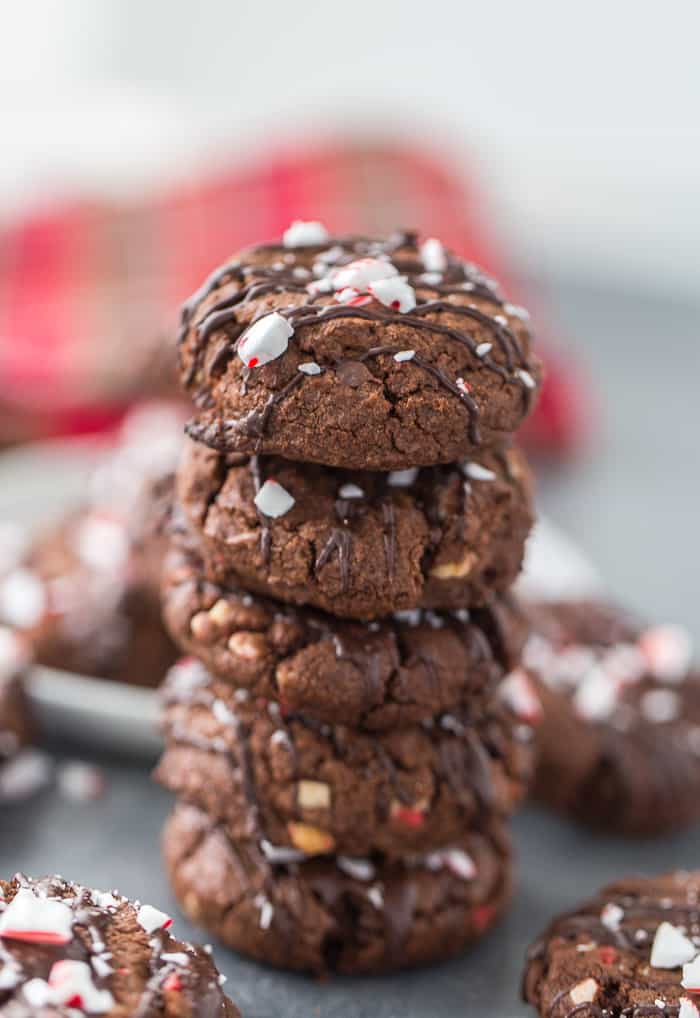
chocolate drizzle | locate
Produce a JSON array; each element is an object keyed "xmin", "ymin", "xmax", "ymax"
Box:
[
  {"xmin": 179, "ymin": 231, "xmax": 537, "ymax": 449},
  {"xmin": 314, "ymin": 528, "xmax": 353, "ymax": 591}
]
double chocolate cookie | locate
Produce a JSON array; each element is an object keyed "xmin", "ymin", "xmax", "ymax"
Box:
[
  {"xmin": 164, "ymin": 801, "xmax": 512, "ymax": 975},
  {"xmin": 177, "ymin": 437, "xmax": 533, "ymax": 619},
  {"xmin": 0, "ymin": 873, "xmax": 239, "ymax": 1017},
  {"xmin": 521, "ymin": 598, "xmax": 700, "ymax": 835},
  {"xmin": 179, "ymin": 230, "xmax": 542, "ymax": 469},
  {"xmin": 156, "ymin": 659, "xmax": 534, "ymax": 859},
  {"xmin": 524, "ymin": 870, "xmax": 700, "ymax": 1017},
  {"xmin": 162, "ymin": 541, "xmax": 526, "ymax": 730}
]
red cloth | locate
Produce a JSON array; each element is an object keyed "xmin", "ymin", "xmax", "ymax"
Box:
[{"xmin": 0, "ymin": 139, "xmax": 587, "ymax": 454}]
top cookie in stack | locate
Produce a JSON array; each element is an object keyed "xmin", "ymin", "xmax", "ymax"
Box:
[{"xmin": 179, "ymin": 224, "xmax": 541, "ymax": 472}]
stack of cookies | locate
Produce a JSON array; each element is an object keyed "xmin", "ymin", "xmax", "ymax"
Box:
[{"xmin": 156, "ymin": 224, "xmax": 543, "ymax": 974}]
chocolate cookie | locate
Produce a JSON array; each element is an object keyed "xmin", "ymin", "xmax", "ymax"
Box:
[
  {"xmin": 164, "ymin": 801, "xmax": 512, "ymax": 975},
  {"xmin": 162, "ymin": 541, "xmax": 526, "ymax": 730},
  {"xmin": 0, "ymin": 873, "xmax": 239, "ymax": 1017},
  {"xmin": 179, "ymin": 227, "xmax": 542, "ymax": 469},
  {"xmin": 0, "ymin": 510, "xmax": 176, "ymax": 687},
  {"xmin": 155, "ymin": 659, "xmax": 533, "ymax": 859},
  {"xmin": 523, "ymin": 870, "xmax": 700, "ymax": 1017},
  {"xmin": 520, "ymin": 598, "xmax": 700, "ymax": 835},
  {"xmin": 0, "ymin": 626, "xmax": 32, "ymax": 766},
  {"xmin": 177, "ymin": 437, "xmax": 533, "ymax": 619}
]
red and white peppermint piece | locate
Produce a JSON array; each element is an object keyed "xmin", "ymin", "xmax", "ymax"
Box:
[
  {"xmin": 330, "ymin": 257, "xmax": 398, "ymax": 291},
  {"xmin": 680, "ymin": 997, "xmax": 700, "ymax": 1018},
  {"xmin": 237, "ymin": 313, "xmax": 293, "ymax": 369},
  {"xmin": 253, "ymin": 479, "xmax": 295, "ymax": 519},
  {"xmin": 640, "ymin": 624, "xmax": 692, "ymax": 682},
  {"xmin": 283, "ymin": 220, "xmax": 329, "ymax": 248},
  {"xmin": 136, "ymin": 904, "xmax": 172, "ymax": 934},
  {"xmin": 368, "ymin": 277, "xmax": 416, "ymax": 313},
  {"xmin": 48, "ymin": 960, "xmax": 114, "ymax": 1013},
  {"xmin": 682, "ymin": 955, "xmax": 700, "ymax": 990},
  {"xmin": 420, "ymin": 238, "xmax": 448, "ymax": 273},
  {"xmin": 456, "ymin": 377, "xmax": 471, "ymax": 396},
  {"xmin": 334, "ymin": 287, "xmax": 372, "ymax": 307},
  {"xmin": 500, "ymin": 669, "xmax": 543, "ymax": 724},
  {"xmin": 0, "ymin": 887, "xmax": 73, "ymax": 944},
  {"xmin": 650, "ymin": 922, "xmax": 696, "ymax": 968}
]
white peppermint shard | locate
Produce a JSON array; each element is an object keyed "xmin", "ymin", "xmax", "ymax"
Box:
[
  {"xmin": 283, "ymin": 220, "xmax": 329, "ymax": 247},
  {"xmin": 464, "ymin": 462, "xmax": 497, "ymax": 482},
  {"xmin": 136, "ymin": 904, "xmax": 172, "ymax": 934},
  {"xmin": 369, "ymin": 277, "xmax": 417, "ymax": 313},
  {"xmin": 331, "ymin": 258, "xmax": 398, "ymax": 291},
  {"xmin": 650, "ymin": 922, "xmax": 696, "ymax": 968},
  {"xmin": 48, "ymin": 960, "xmax": 114, "ymax": 1013},
  {"xmin": 338, "ymin": 484, "xmax": 364, "ymax": 500},
  {"xmin": 680, "ymin": 997, "xmax": 700, "ymax": 1018},
  {"xmin": 420, "ymin": 238, "xmax": 448, "ymax": 272},
  {"xmin": 388, "ymin": 468, "xmax": 419, "ymax": 488},
  {"xmin": 298, "ymin": 362, "xmax": 322, "ymax": 375},
  {"xmin": 237, "ymin": 313, "xmax": 294, "ymax": 369},
  {"xmin": 0, "ymin": 888, "xmax": 74, "ymax": 944},
  {"xmin": 254, "ymin": 480, "xmax": 296, "ymax": 519}
]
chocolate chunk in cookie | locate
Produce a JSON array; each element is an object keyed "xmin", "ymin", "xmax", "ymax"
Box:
[{"xmin": 178, "ymin": 228, "xmax": 541, "ymax": 469}]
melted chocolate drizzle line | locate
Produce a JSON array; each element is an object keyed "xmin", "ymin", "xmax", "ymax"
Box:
[
  {"xmin": 315, "ymin": 528, "xmax": 353, "ymax": 592},
  {"xmin": 249, "ymin": 455, "xmax": 271, "ymax": 563}
]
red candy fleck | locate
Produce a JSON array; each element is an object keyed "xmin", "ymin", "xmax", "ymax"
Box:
[
  {"xmin": 394, "ymin": 807, "xmax": 425, "ymax": 829},
  {"xmin": 163, "ymin": 973, "xmax": 182, "ymax": 992},
  {"xmin": 391, "ymin": 300, "xmax": 401, "ymax": 309},
  {"xmin": 247, "ymin": 357, "xmax": 260, "ymax": 368},
  {"xmin": 0, "ymin": 929, "xmax": 71, "ymax": 945},
  {"xmin": 598, "ymin": 946, "xmax": 617, "ymax": 965},
  {"xmin": 472, "ymin": 905, "xmax": 496, "ymax": 933},
  {"xmin": 66, "ymin": 995, "xmax": 84, "ymax": 1008}
]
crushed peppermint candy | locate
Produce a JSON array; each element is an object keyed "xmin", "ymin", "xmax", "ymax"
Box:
[
  {"xmin": 282, "ymin": 220, "xmax": 329, "ymax": 247},
  {"xmin": 368, "ymin": 277, "xmax": 416, "ymax": 313},
  {"xmin": 0, "ymin": 887, "xmax": 74, "ymax": 944},
  {"xmin": 136, "ymin": 904, "xmax": 172, "ymax": 934},
  {"xmin": 335, "ymin": 286, "xmax": 372, "ymax": 307},
  {"xmin": 253, "ymin": 479, "xmax": 296, "ymax": 519},
  {"xmin": 260, "ymin": 840, "xmax": 306, "ymax": 865},
  {"xmin": 47, "ymin": 959, "xmax": 114, "ymax": 1013},
  {"xmin": 641, "ymin": 688, "xmax": 680, "ymax": 724},
  {"xmin": 682, "ymin": 956, "xmax": 700, "ymax": 990},
  {"xmin": 420, "ymin": 238, "xmax": 448, "ymax": 273},
  {"xmin": 573, "ymin": 666, "xmax": 619, "ymax": 721},
  {"xmin": 387, "ymin": 468, "xmax": 419, "ymax": 487},
  {"xmin": 475, "ymin": 342, "xmax": 493, "ymax": 358},
  {"xmin": 680, "ymin": 998, "xmax": 700, "ymax": 1018},
  {"xmin": 650, "ymin": 922, "xmax": 696, "ymax": 968},
  {"xmin": 601, "ymin": 902, "xmax": 624, "ymax": 930},
  {"xmin": 0, "ymin": 569, "xmax": 46, "ymax": 628},
  {"xmin": 57, "ymin": 762, "xmax": 105, "ymax": 802},
  {"xmin": 517, "ymin": 369, "xmax": 536, "ymax": 389},
  {"xmin": 336, "ymin": 857, "xmax": 376, "ymax": 882},
  {"xmin": 73, "ymin": 515, "xmax": 129, "ymax": 572},
  {"xmin": 393, "ymin": 349, "xmax": 416, "ymax": 363},
  {"xmin": 330, "ymin": 257, "xmax": 398, "ymax": 291},
  {"xmin": 254, "ymin": 893, "xmax": 274, "ymax": 930},
  {"xmin": 640, "ymin": 624, "xmax": 693, "ymax": 682},
  {"xmin": 424, "ymin": 849, "xmax": 476, "ymax": 881},
  {"xmin": 0, "ymin": 750, "xmax": 52, "ymax": 802},
  {"xmin": 499, "ymin": 669, "xmax": 543, "ymax": 724},
  {"xmin": 464, "ymin": 462, "xmax": 497, "ymax": 482},
  {"xmin": 367, "ymin": 885, "xmax": 384, "ymax": 910},
  {"xmin": 298, "ymin": 362, "xmax": 322, "ymax": 375},
  {"xmin": 237, "ymin": 312, "xmax": 293, "ymax": 369},
  {"xmin": 338, "ymin": 483, "xmax": 364, "ymax": 500},
  {"xmin": 419, "ymin": 272, "xmax": 443, "ymax": 286}
]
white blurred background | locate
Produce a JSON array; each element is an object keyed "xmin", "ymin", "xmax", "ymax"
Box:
[{"xmin": 2, "ymin": 0, "xmax": 699, "ymax": 295}]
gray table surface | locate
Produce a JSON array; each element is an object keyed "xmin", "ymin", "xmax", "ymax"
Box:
[{"xmin": 1, "ymin": 275, "xmax": 699, "ymax": 1017}]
